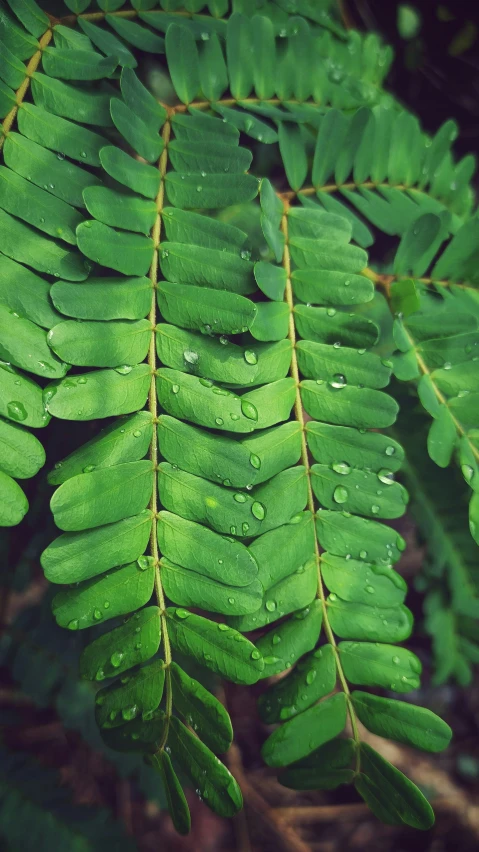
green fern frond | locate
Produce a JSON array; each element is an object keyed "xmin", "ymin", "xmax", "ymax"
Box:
[{"xmin": 0, "ymin": 0, "xmax": 464, "ymax": 836}]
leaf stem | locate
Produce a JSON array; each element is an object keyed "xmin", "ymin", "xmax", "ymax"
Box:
[
  {"xmin": 0, "ymin": 27, "xmax": 53, "ymax": 151},
  {"xmin": 402, "ymin": 325, "xmax": 479, "ymax": 466},
  {"xmin": 149, "ymin": 118, "xmax": 173, "ymax": 747},
  {"xmin": 280, "ymin": 202, "xmax": 361, "ymax": 758}
]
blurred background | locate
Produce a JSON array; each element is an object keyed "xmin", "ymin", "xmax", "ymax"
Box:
[{"xmin": 1, "ymin": 2, "xmax": 479, "ymax": 850}]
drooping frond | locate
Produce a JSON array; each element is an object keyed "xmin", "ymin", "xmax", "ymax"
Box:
[{"xmin": 0, "ymin": 0, "xmax": 466, "ymax": 836}]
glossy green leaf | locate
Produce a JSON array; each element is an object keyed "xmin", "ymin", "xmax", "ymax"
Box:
[
  {"xmin": 152, "ymin": 752, "xmax": 190, "ymax": 836},
  {"xmin": 3, "ymin": 132, "xmax": 102, "ymax": 208},
  {"xmin": 77, "ymin": 220, "xmax": 154, "ymax": 276},
  {"xmin": 226, "ymin": 13, "xmax": 253, "ymax": 99},
  {"xmin": 258, "ymin": 643, "xmax": 337, "ymax": 724},
  {"xmin": 159, "ymin": 242, "xmax": 255, "ymax": 295},
  {"xmin": 352, "ymin": 691, "xmax": 452, "ymax": 752},
  {"xmin": 355, "ymin": 743, "xmax": 434, "ymax": 830},
  {"xmin": 312, "ymin": 463, "xmax": 408, "ymax": 519},
  {"xmin": 301, "ymin": 382, "xmax": 398, "ymax": 430},
  {"xmin": 5, "ymin": 0, "xmax": 48, "ymax": 38},
  {"xmin": 306, "ymin": 422, "xmax": 404, "ymax": 472},
  {"xmin": 0, "ymin": 416, "xmax": 45, "ymax": 478},
  {"xmin": 157, "ymin": 510, "xmax": 258, "ymax": 586},
  {"xmin": 279, "ymin": 123, "xmax": 308, "ymax": 191},
  {"xmin": 52, "ymin": 559, "xmax": 155, "ymax": 630},
  {"xmin": 48, "ymin": 318, "xmax": 152, "ymax": 368},
  {"xmin": 111, "ymin": 98, "xmax": 164, "ymax": 164},
  {"xmin": 41, "ymin": 510, "xmax": 152, "ymax": 584},
  {"xmin": 18, "ymin": 103, "xmax": 108, "ymax": 166},
  {"xmin": 170, "ymin": 662, "xmax": 233, "ymax": 753},
  {"xmin": 166, "ymin": 24, "xmax": 200, "ymax": 105},
  {"xmin": 95, "ymin": 658, "xmax": 165, "ymax": 729},
  {"xmin": 100, "ymin": 146, "xmax": 160, "ymax": 201},
  {"xmin": 166, "ymin": 607, "xmax": 264, "ymax": 684},
  {"xmin": 45, "ymin": 365, "xmax": 151, "ymax": 421},
  {"xmin": 262, "ymin": 692, "xmax": 348, "ymax": 768},
  {"xmin": 165, "ymin": 172, "xmax": 259, "ymax": 209},
  {"xmin": 48, "ymin": 411, "xmax": 152, "ymax": 485},
  {"xmin": 0, "ymin": 165, "xmax": 84, "ymax": 244},
  {"xmin": 316, "ymin": 511, "xmax": 406, "ymax": 565},
  {"xmin": 31, "ymin": 73, "xmax": 112, "ymax": 126},
  {"xmin": 199, "ymin": 33, "xmax": 228, "ymax": 101},
  {"xmin": 51, "ymin": 277, "xmax": 151, "ymax": 321},
  {"xmin": 78, "ymin": 18, "xmax": 136, "ymax": 68},
  {"xmin": 51, "ymin": 460, "xmax": 153, "ymax": 531},
  {"xmin": 83, "ymin": 186, "xmax": 157, "ymax": 235},
  {"xmin": 339, "ymin": 641, "xmax": 421, "ymax": 692},
  {"xmin": 41, "ymin": 48, "xmax": 117, "ymax": 80},
  {"xmin": 161, "ymin": 557, "xmax": 262, "ymax": 615},
  {"xmin": 0, "ymin": 208, "xmax": 87, "ymax": 281},
  {"xmin": 328, "ymin": 596, "xmax": 412, "ymax": 643},
  {"xmin": 168, "ymin": 716, "xmax": 242, "ymax": 817},
  {"xmin": 0, "ymin": 304, "xmax": 66, "ymax": 379},
  {"xmin": 0, "ymin": 363, "xmax": 49, "ymax": 428},
  {"xmin": 255, "ymin": 600, "xmax": 323, "ymax": 678},
  {"xmin": 0, "ymin": 470, "xmax": 28, "ymax": 526},
  {"xmin": 80, "ymin": 606, "xmax": 161, "ymax": 681},
  {"xmin": 322, "ymin": 552, "xmax": 406, "ymax": 607},
  {"xmin": 291, "ymin": 270, "xmax": 374, "ymax": 306},
  {"xmin": 106, "ymin": 15, "xmax": 165, "ymax": 53}
]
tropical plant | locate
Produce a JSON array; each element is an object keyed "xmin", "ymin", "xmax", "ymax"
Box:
[{"xmin": 2, "ymin": 0, "xmax": 478, "ymax": 837}]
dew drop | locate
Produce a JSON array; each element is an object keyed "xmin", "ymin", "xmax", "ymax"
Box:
[
  {"xmin": 241, "ymin": 522, "xmax": 249, "ymax": 535},
  {"xmin": 326, "ymin": 308, "xmax": 336, "ymax": 317},
  {"xmin": 175, "ymin": 608, "xmax": 190, "ymax": 619},
  {"xmin": 249, "ymin": 452, "xmax": 261, "ymax": 469},
  {"xmin": 329, "ymin": 373, "xmax": 347, "ymax": 389},
  {"xmin": 122, "ymin": 705, "xmax": 138, "ymax": 721},
  {"xmin": 67, "ymin": 619, "xmax": 79, "ymax": 630},
  {"xmin": 83, "ymin": 464, "xmax": 95, "ymax": 473},
  {"xmin": 251, "ymin": 649, "xmax": 261, "ymax": 660},
  {"xmin": 244, "ymin": 349, "xmax": 257, "ymax": 365},
  {"xmin": 133, "ymin": 429, "xmax": 142, "ymax": 437},
  {"xmin": 196, "ymin": 185, "xmax": 203, "ymax": 193},
  {"xmin": 230, "ymin": 525, "xmax": 237, "ymax": 535},
  {"xmin": 171, "ymin": 384, "xmax": 180, "ymax": 394},
  {"xmin": 241, "ymin": 399, "xmax": 258, "ymax": 421},
  {"xmin": 385, "ymin": 445, "xmax": 396, "ymax": 457},
  {"xmin": 359, "ymin": 550, "xmax": 367, "ymax": 559},
  {"xmin": 272, "ymin": 634, "xmax": 281, "ymax": 645},
  {"xmin": 371, "ymin": 504, "xmax": 380, "ymax": 515},
  {"xmin": 234, "ymin": 492, "xmax": 247, "ymax": 503},
  {"xmin": 306, "ymin": 669, "xmax": 316, "ymax": 685},
  {"xmin": 7, "ymin": 401, "xmax": 27, "ymax": 422},
  {"xmin": 378, "ymin": 468, "xmax": 394, "ymax": 485},
  {"xmin": 333, "ymin": 485, "xmax": 348, "ymax": 504},
  {"xmin": 93, "ymin": 608, "xmax": 103, "ymax": 621},
  {"xmin": 332, "ymin": 461, "xmax": 351, "ymax": 475},
  {"xmin": 110, "ymin": 651, "xmax": 123, "ymax": 667},
  {"xmin": 265, "ymin": 600, "xmax": 276, "ymax": 612},
  {"xmin": 215, "ymin": 416, "xmax": 224, "ymax": 426},
  {"xmin": 392, "ymin": 655, "xmax": 400, "ymax": 664},
  {"xmin": 184, "ymin": 349, "xmax": 198, "ymax": 365},
  {"xmin": 251, "ymin": 501, "xmax": 266, "ymax": 520}
]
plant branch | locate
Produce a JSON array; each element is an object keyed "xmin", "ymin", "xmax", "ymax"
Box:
[
  {"xmin": 148, "ymin": 118, "xmax": 173, "ymax": 749},
  {"xmin": 0, "ymin": 27, "xmax": 53, "ymax": 151}
]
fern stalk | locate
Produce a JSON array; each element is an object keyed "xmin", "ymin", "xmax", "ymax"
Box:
[{"xmin": 281, "ymin": 201, "xmax": 362, "ymax": 756}]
